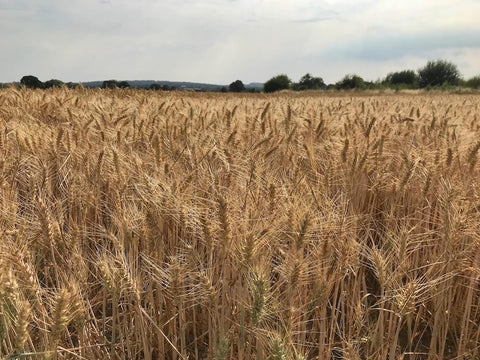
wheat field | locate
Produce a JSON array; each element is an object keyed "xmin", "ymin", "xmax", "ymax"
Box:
[{"xmin": 0, "ymin": 87, "xmax": 479, "ymax": 360}]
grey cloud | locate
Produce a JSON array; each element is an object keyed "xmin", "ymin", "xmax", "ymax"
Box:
[
  {"xmin": 1, "ymin": 0, "xmax": 479, "ymax": 83},
  {"xmin": 324, "ymin": 29, "xmax": 480, "ymax": 61}
]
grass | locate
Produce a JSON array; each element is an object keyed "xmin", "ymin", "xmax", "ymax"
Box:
[{"xmin": 0, "ymin": 87, "xmax": 479, "ymax": 359}]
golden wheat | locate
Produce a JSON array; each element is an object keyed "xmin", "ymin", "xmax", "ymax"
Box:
[{"xmin": 0, "ymin": 86, "xmax": 479, "ymax": 359}]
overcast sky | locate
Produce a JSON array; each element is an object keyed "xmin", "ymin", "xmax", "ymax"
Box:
[{"xmin": 1, "ymin": 0, "xmax": 479, "ymax": 84}]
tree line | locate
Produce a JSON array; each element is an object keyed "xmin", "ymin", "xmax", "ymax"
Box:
[
  {"xmin": 261, "ymin": 59, "xmax": 480, "ymax": 93},
  {"xmin": 13, "ymin": 77, "xmax": 133, "ymax": 90},
  {"xmin": 4, "ymin": 59, "xmax": 479, "ymax": 93},
  {"xmin": 7, "ymin": 77, "xmax": 206, "ymax": 91}
]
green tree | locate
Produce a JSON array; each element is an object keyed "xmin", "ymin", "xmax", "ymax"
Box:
[
  {"xmin": 20, "ymin": 75, "xmax": 44, "ymax": 89},
  {"xmin": 292, "ymin": 73, "xmax": 326, "ymax": 91},
  {"xmin": 363, "ymin": 81, "xmax": 377, "ymax": 89},
  {"xmin": 229, "ymin": 80, "xmax": 245, "ymax": 92},
  {"xmin": 65, "ymin": 82, "xmax": 80, "ymax": 89},
  {"xmin": 465, "ymin": 76, "xmax": 480, "ymax": 89},
  {"xmin": 118, "ymin": 81, "xmax": 130, "ymax": 89},
  {"xmin": 263, "ymin": 74, "xmax": 291, "ymax": 93},
  {"xmin": 418, "ymin": 60, "xmax": 461, "ymax": 88},
  {"xmin": 102, "ymin": 80, "xmax": 119, "ymax": 89},
  {"xmin": 335, "ymin": 74, "xmax": 365, "ymax": 90},
  {"xmin": 44, "ymin": 79, "xmax": 64, "ymax": 89},
  {"xmin": 384, "ymin": 70, "xmax": 418, "ymax": 87}
]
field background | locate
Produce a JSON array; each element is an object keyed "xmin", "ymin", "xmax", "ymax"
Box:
[{"xmin": 0, "ymin": 88, "xmax": 479, "ymax": 359}]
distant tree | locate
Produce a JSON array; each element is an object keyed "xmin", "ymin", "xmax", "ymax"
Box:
[
  {"xmin": 102, "ymin": 80, "xmax": 119, "ymax": 89},
  {"xmin": 229, "ymin": 80, "xmax": 245, "ymax": 92},
  {"xmin": 44, "ymin": 79, "xmax": 64, "ymax": 89},
  {"xmin": 263, "ymin": 74, "xmax": 291, "ymax": 93},
  {"xmin": 418, "ymin": 60, "xmax": 461, "ymax": 88},
  {"xmin": 465, "ymin": 76, "xmax": 480, "ymax": 89},
  {"xmin": 363, "ymin": 81, "xmax": 377, "ymax": 89},
  {"xmin": 292, "ymin": 73, "xmax": 326, "ymax": 91},
  {"xmin": 65, "ymin": 82, "xmax": 80, "ymax": 89},
  {"xmin": 335, "ymin": 74, "xmax": 365, "ymax": 90},
  {"xmin": 20, "ymin": 75, "xmax": 44, "ymax": 89},
  {"xmin": 220, "ymin": 86, "xmax": 228, "ymax": 93},
  {"xmin": 118, "ymin": 81, "xmax": 130, "ymax": 89},
  {"xmin": 150, "ymin": 84, "xmax": 176, "ymax": 91},
  {"xmin": 384, "ymin": 70, "xmax": 418, "ymax": 87}
]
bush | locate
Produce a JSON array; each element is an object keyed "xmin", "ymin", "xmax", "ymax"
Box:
[
  {"xmin": 465, "ymin": 76, "xmax": 480, "ymax": 89},
  {"xmin": 103, "ymin": 80, "xmax": 117, "ymax": 89},
  {"xmin": 335, "ymin": 74, "xmax": 365, "ymax": 90},
  {"xmin": 263, "ymin": 74, "xmax": 291, "ymax": 93},
  {"xmin": 418, "ymin": 60, "xmax": 461, "ymax": 88},
  {"xmin": 65, "ymin": 82, "xmax": 80, "ymax": 89},
  {"xmin": 149, "ymin": 83, "xmax": 162, "ymax": 91},
  {"xmin": 102, "ymin": 80, "xmax": 119, "ymax": 89},
  {"xmin": 363, "ymin": 81, "xmax": 378, "ymax": 90},
  {"xmin": 384, "ymin": 70, "xmax": 418, "ymax": 88},
  {"xmin": 44, "ymin": 79, "xmax": 64, "ymax": 89},
  {"xmin": 118, "ymin": 81, "xmax": 130, "ymax": 89},
  {"xmin": 229, "ymin": 80, "xmax": 245, "ymax": 92},
  {"xmin": 20, "ymin": 75, "xmax": 44, "ymax": 89},
  {"xmin": 292, "ymin": 73, "xmax": 326, "ymax": 91}
]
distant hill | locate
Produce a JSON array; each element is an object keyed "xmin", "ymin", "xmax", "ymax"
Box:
[
  {"xmin": 245, "ymin": 82, "xmax": 264, "ymax": 90},
  {"xmin": 81, "ymin": 80, "xmax": 264, "ymax": 91},
  {"xmin": 0, "ymin": 80, "xmax": 265, "ymax": 92}
]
